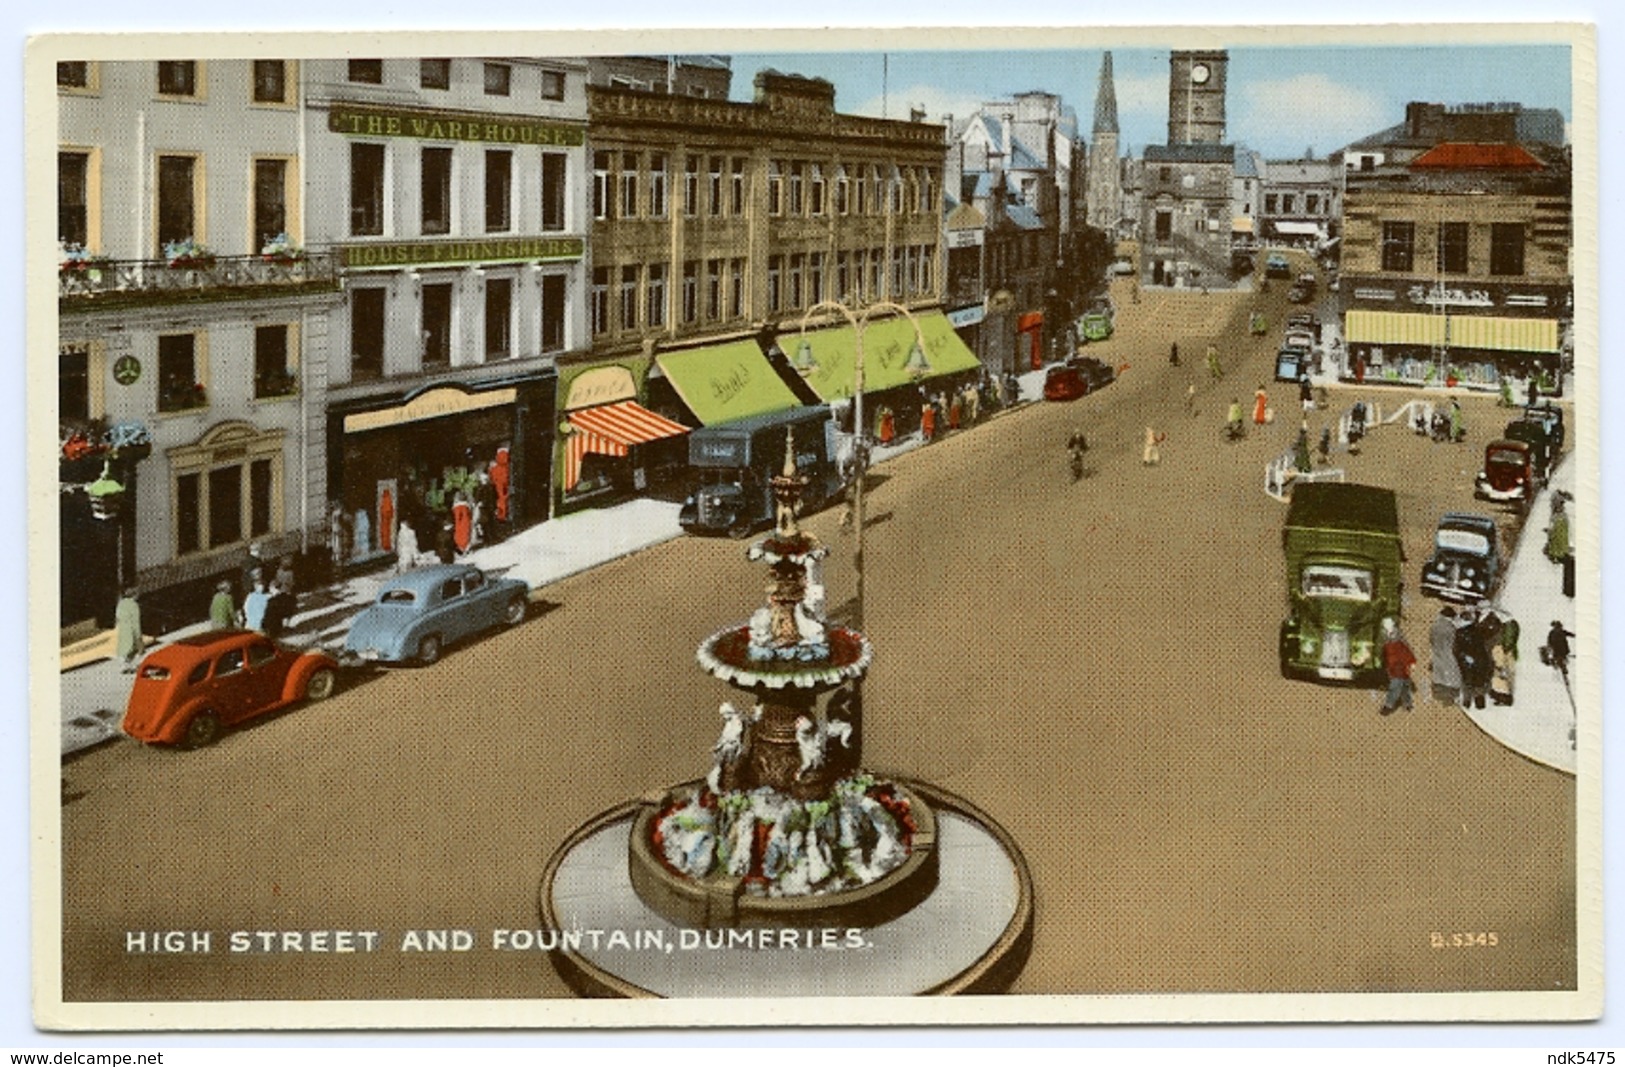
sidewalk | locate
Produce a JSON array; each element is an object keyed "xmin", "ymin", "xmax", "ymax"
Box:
[
  {"xmin": 59, "ymin": 498, "xmax": 682, "ymax": 756},
  {"xmin": 1458, "ymin": 453, "xmax": 1577, "ymax": 775}
]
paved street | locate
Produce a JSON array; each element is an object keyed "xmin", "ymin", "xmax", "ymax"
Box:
[{"xmin": 58, "ymin": 260, "xmax": 1575, "ymax": 1001}]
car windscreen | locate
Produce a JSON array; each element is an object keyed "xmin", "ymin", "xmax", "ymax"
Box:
[
  {"xmin": 1488, "ymin": 448, "xmax": 1526, "ymax": 467},
  {"xmin": 1301, "ymin": 564, "xmax": 1374, "ymax": 601},
  {"xmin": 1436, "ymin": 529, "xmax": 1491, "ymax": 556}
]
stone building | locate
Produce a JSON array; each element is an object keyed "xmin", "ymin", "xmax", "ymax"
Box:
[
  {"xmin": 1336, "ymin": 101, "xmax": 1572, "ymax": 390},
  {"xmin": 575, "ymin": 69, "xmax": 965, "ymax": 509},
  {"xmin": 305, "ymin": 57, "xmax": 590, "ymax": 549},
  {"xmin": 57, "ymin": 58, "xmax": 342, "ymax": 633},
  {"xmin": 1258, "ymin": 156, "xmax": 1340, "ymax": 248},
  {"xmin": 1085, "ymin": 52, "xmax": 1124, "ymax": 237},
  {"xmin": 1138, "ymin": 50, "xmax": 1240, "ymax": 288},
  {"xmin": 585, "ymin": 55, "xmax": 732, "ymax": 99}
]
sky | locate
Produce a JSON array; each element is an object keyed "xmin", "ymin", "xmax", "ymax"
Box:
[{"xmin": 730, "ymin": 43, "xmax": 1574, "ymax": 159}]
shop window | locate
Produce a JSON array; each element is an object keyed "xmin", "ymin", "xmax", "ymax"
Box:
[
  {"xmin": 1490, "ymin": 222, "xmax": 1525, "ymax": 276},
  {"xmin": 1381, "ymin": 220, "xmax": 1415, "ymax": 273},
  {"xmin": 730, "ymin": 158, "xmax": 745, "ymax": 216},
  {"xmin": 620, "ymin": 152, "xmax": 638, "ymax": 218},
  {"xmin": 350, "ymin": 288, "xmax": 385, "ymax": 380},
  {"xmin": 252, "ymin": 61, "xmax": 288, "ymax": 104},
  {"xmin": 348, "ymin": 60, "xmax": 383, "ymax": 84},
  {"xmin": 422, "ymin": 283, "xmax": 452, "ymax": 367},
  {"xmin": 649, "ymin": 154, "xmax": 668, "ymax": 219},
  {"xmin": 809, "ymin": 252, "xmax": 824, "ymax": 304},
  {"xmin": 767, "ymin": 255, "xmax": 782, "ymax": 313},
  {"xmin": 157, "ymin": 333, "xmax": 204, "ymax": 413},
  {"xmin": 156, "ymin": 154, "xmax": 197, "ymax": 253},
  {"xmin": 593, "ymin": 151, "xmax": 611, "ymax": 221},
  {"xmin": 540, "ymin": 274, "xmax": 566, "ymax": 351},
  {"xmin": 811, "ymin": 166, "xmax": 825, "ymax": 216},
  {"xmin": 540, "ymin": 69, "xmax": 566, "ymax": 101},
  {"xmin": 729, "ymin": 259, "xmax": 744, "ymax": 319},
  {"xmin": 57, "ymin": 62, "xmax": 90, "ymax": 89},
  {"xmin": 483, "ymin": 63, "xmax": 511, "ymax": 96},
  {"xmin": 647, "ymin": 263, "xmax": 667, "ymax": 329},
  {"xmin": 682, "ymin": 261, "xmax": 698, "ymax": 324},
  {"xmin": 541, "ymin": 153, "xmax": 567, "ymax": 231},
  {"xmin": 175, "ymin": 474, "xmax": 201, "ymax": 556},
  {"xmin": 1436, "ymin": 222, "xmax": 1469, "ymax": 274},
  {"xmin": 157, "ymin": 61, "xmax": 198, "ymax": 97},
  {"xmin": 253, "ymin": 158, "xmax": 288, "ymax": 250},
  {"xmin": 788, "ymin": 254, "xmax": 803, "ymax": 309},
  {"xmin": 350, "ymin": 143, "xmax": 385, "ymax": 237},
  {"xmin": 706, "ymin": 259, "xmax": 722, "ymax": 320},
  {"xmin": 789, "ymin": 164, "xmax": 804, "ymax": 216},
  {"xmin": 420, "ymin": 59, "xmax": 451, "ymax": 90},
  {"xmin": 486, "ymin": 277, "xmax": 513, "ymax": 358},
  {"xmin": 684, "ymin": 157, "xmax": 700, "ymax": 217},
  {"xmin": 708, "ymin": 158, "xmax": 723, "ymax": 216},
  {"xmin": 619, "ymin": 265, "xmax": 639, "ymax": 330},
  {"xmin": 591, "ymin": 267, "xmax": 609, "ymax": 335},
  {"xmin": 60, "ymin": 346, "xmax": 91, "ymax": 421},
  {"xmin": 254, "ymin": 325, "xmax": 296, "ymax": 399},
  {"xmin": 421, "ymin": 147, "xmax": 452, "ymax": 235},
  {"xmin": 172, "ymin": 422, "xmax": 285, "ymax": 559},
  {"xmin": 485, "ymin": 150, "xmax": 512, "ymax": 233},
  {"xmin": 58, "ymin": 151, "xmax": 89, "ymax": 249}
]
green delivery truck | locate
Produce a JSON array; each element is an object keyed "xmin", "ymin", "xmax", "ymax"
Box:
[{"xmin": 1278, "ymin": 482, "xmax": 1405, "ymax": 684}]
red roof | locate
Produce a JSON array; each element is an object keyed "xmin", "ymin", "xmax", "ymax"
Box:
[{"xmin": 1409, "ymin": 142, "xmax": 1545, "ymax": 171}]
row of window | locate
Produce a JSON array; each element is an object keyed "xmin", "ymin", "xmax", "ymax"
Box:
[
  {"xmin": 588, "ymin": 245, "xmax": 938, "ymax": 337},
  {"xmin": 56, "ymin": 59, "xmax": 568, "ymax": 104},
  {"xmin": 59, "ymin": 326, "xmax": 298, "ymax": 426},
  {"xmin": 591, "ymin": 152, "xmax": 938, "ymax": 223},
  {"xmin": 1263, "ymin": 192, "xmax": 1327, "ymax": 216},
  {"xmin": 349, "ymin": 273, "xmax": 570, "ymax": 378},
  {"xmin": 350, "ymin": 142, "xmax": 570, "ymax": 238},
  {"xmin": 1379, "ymin": 220, "xmax": 1526, "ymax": 276}
]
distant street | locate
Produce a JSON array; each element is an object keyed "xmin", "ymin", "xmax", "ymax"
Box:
[{"xmin": 61, "ymin": 258, "xmax": 1574, "ymax": 1000}]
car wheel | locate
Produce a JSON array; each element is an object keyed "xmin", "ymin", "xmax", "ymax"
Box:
[
  {"xmin": 416, "ymin": 635, "xmax": 442, "ymax": 666},
  {"xmin": 504, "ymin": 597, "xmax": 526, "ymax": 626},
  {"xmin": 182, "ymin": 711, "xmax": 220, "ymax": 749},
  {"xmin": 305, "ymin": 668, "xmax": 337, "ymax": 702}
]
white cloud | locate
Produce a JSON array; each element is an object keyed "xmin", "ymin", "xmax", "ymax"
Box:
[
  {"xmin": 846, "ymin": 83, "xmax": 999, "ymax": 124},
  {"xmin": 1236, "ymin": 74, "xmax": 1387, "ymax": 156}
]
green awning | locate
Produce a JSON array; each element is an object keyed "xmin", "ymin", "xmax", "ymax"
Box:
[
  {"xmin": 654, "ymin": 340, "xmax": 802, "ymax": 426},
  {"xmin": 795, "ymin": 311, "xmax": 982, "ymax": 401}
]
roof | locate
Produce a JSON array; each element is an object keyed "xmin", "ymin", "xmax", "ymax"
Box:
[
  {"xmin": 165, "ymin": 630, "xmax": 260, "ymax": 651},
  {"xmin": 1092, "ymin": 52, "xmax": 1119, "ymax": 135},
  {"xmin": 1232, "ymin": 149, "xmax": 1260, "ymax": 179},
  {"xmin": 1005, "ymin": 202, "xmax": 1045, "ymax": 230},
  {"xmin": 1285, "ymin": 482, "xmax": 1400, "ymax": 536},
  {"xmin": 1145, "ymin": 143, "xmax": 1235, "ymax": 164},
  {"xmin": 1410, "ymin": 142, "xmax": 1545, "ymax": 170}
]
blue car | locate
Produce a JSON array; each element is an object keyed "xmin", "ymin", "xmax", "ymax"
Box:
[{"xmin": 343, "ymin": 564, "xmax": 530, "ymax": 666}]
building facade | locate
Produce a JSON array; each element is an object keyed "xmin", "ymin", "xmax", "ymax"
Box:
[
  {"xmin": 1337, "ymin": 101, "xmax": 1572, "ymax": 390},
  {"xmin": 58, "ymin": 58, "xmax": 342, "ymax": 632},
  {"xmin": 1167, "ymin": 50, "xmax": 1228, "ymax": 147},
  {"xmin": 305, "ymin": 57, "xmax": 590, "ymax": 553},
  {"xmin": 1257, "ymin": 156, "xmax": 1340, "ymax": 248},
  {"xmin": 1139, "ymin": 50, "xmax": 1240, "ymax": 287},
  {"xmin": 584, "ymin": 55, "xmax": 732, "ymax": 99},
  {"xmin": 1085, "ymin": 52, "xmax": 1124, "ymax": 237}
]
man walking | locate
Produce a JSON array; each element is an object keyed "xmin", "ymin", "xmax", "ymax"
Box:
[
  {"xmin": 114, "ymin": 587, "xmax": 143, "ymax": 674},
  {"xmin": 1380, "ymin": 621, "xmax": 1417, "ymax": 715},
  {"xmin": 1429, "ymin": 605, "xmax": 1461, "ymax": 707}
]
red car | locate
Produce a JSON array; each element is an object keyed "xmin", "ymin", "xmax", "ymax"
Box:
[
  {"xmin": 1043, "ymin": 365, "xmax": 1088, "ymax": 402},
  {"xmin": 121, "ymin": 630, "xmax": 339, "ymax": 748}
]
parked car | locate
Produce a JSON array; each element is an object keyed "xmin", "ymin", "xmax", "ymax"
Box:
[
  {"xmin": 1275, "ymin": 344, "xmax": 1310, "ymax": 383},
  {"xmin": 121, "ymin": 631, "xmax": 340, "ymax": 748},
  {"xmin": 1474, "ymin": 439, "xmax": 1544, "ymax": 505},
  {"xmin": 343, "ymin": 563, "xmax": 530, "ymax": 666},
  {"xmin": 1502, "ymin": 416, "xmax": 1560, "ymax": 474},
  {"xmin": 1296, "ymin": 271, "xmax": 1318, "ymax": 293},
  {"xmin": 1066, "ymin": 354, "xmax": 1117, "ymax": 392},
  {"xmin": 1420, "ymin": 512, "xmax": 1502, "ymax": 603},
  {"xmin": 1043, "ymin": 365, "xmax": 1089, "ymax": 402},
  {"xmin": 1078, "ymin": 308, "xmax": 1114, "ymax": 342},
  {"xmin": 1521, "ymin": 401, "xmax": 1565, "ymax": 452},
  {"xmin": 1283, "ymin": 327, "xmax": 1317, "ymax": 352},
  {"xmin": 1287, "ymin": 283, "xmax": 1313, "ymax": 304},
  {"xmin": 1265, "ymin": 254, "xmax": 1291, "ymax": 278},
  {"xmin": 1108, "ymin": 258, "xmax": 1136, "ymax": 276}
]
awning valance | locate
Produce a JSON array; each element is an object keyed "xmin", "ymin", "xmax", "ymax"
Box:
[
  {"xmin": 1448, "ymin": 315, "xmax": 1560, "ymax": 354},
  {"xmin": 1344, "ymin": 310, "xmax": 1447, "ymax": 347},
  {"xmin": 563, "ymin": 400, "xmax": 689, "ymax": 491},
  {"xmin": 795, "ymin": 310, "xmax": 983, "ymax": 402},
  {"xmin": 654, "ymin": 340, "xmax": 801, "ymax": 426},
  {"xmin": 1273, "ymin": 220, "xmax": 1323, "ymax": 237}
]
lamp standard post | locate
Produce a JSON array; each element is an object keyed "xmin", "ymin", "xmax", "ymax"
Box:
[{"xmin": 794, "ymin": 300, "xmax": 929, "ymax": 631}]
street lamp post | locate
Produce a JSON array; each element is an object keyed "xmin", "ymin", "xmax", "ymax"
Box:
[{"xmin": 794, "ymin": 300, "xmax": 929, "ymax": 632}]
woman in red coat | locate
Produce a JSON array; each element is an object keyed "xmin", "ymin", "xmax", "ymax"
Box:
[
  {"xmin": 451, "ymin": 492, "xmax": 473, "ymax": 554},
  {"xmin": 920, "ymin": 401, "xmax": 936, "ymax": 442}
]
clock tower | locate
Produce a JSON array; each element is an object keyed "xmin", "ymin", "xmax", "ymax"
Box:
[{"xmin": 1167, "ymin": 50, "xmax": 1227, "ymax": 146}]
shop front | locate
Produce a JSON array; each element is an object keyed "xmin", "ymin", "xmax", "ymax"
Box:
[
  {"xmin": 556, "ymin": 361, "xmax": 690, "ymax": 512},
  {"xmin": 1016, "ymin": 311, "xmax": 1045, "ymax": 370},
  {"xmin": 1343, "ymin": 309, "xmax": 1562, "ymax": 393},
  {"xmin": 327, "ymin": 375, "xmax": 555, "ymax": 567}
]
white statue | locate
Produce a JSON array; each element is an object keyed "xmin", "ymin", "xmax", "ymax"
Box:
[
  {"xmin": 793, "ymin": 601, "xmax": 827, "ymax": 645},
  {"xmin": 748, "ymin": 606, "xmax": 774, "ymax": 647},
  {"xmin": 706, "ymin": 702, "xmax": 760, "ymax": 794}
]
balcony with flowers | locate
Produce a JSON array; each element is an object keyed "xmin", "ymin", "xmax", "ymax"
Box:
[{"xmin": 59, "ymin": 235, "xmax": 340, "ymax": 310}]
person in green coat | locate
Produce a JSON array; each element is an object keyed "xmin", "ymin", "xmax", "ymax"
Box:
[
  {"xmin": 114, "ymin": 588, "xmax": 142, "ymax": 673},
  {"xmin": 1546, "ymin": 496, "xmax": 1571, "ymax": 563},
  {"xmin": 209, "ymin": 580, "xmax": 237, "ymax": 629}
]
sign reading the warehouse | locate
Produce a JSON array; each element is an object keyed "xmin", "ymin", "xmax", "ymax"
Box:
[
  {"xmin": 340, "ymin": 238, "xmax": 584, "ymax": 269},
  {"xmin": 328, "ymin": 104, "xmax": 585, "ymax": 147}
]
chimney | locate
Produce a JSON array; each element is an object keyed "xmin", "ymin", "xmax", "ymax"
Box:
[
  {"xmin": 909, "ymin": 104, "xmax": 926, "ymax": 123},
  {"xmin": 1002, "ymin": 113, "xmax": 1014, "ymax": 162}
]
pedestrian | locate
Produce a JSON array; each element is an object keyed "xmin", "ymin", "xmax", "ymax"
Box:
[
  {"xmin": 241, "ymin": 541, "xmax": 267, "ymax": 599},
  {"xmin": 1544, "ymin": 620, "xmax": 1574, "ymax": 674},
  {"xmin": 114, "ymin": 587, "xmax": 142, "ymax": 673},
  {"xmin": 1169, "ymin": 342, "xmax": 1180, "ymax": 367},
  {"xmin": 1317, "ymin": 427, "xmax": 1332, "ymax": 465},
  {"xmin": 263, "ymin": 580, "xmax": 294, "ymax": 638},
  {"xmin": 353, "ymin": 507, "xmax": 372, "ymax": 559},
  {"xmin": 243, "ymin": 580, "xmax": 271, "ymax": 633},
  {"xmin": 396, "ymin": 519, "xmax": 420, "ymax": 573},
  {"xmin": 948, "ymin": 391, "xmax": 963, "ymax": 432},
  {"xmin": 1206, "ymin": 344, "xmax": 1222, "ymax": 379},
  {"xmin": 1293, "ymin": 422, "xmax": 1313, "ymax": 473},
  {"xmin": 209, "ymin": 580, "xmax": 236, "ymax": 630},
  {"xmin": 1527, "ymin": 377, "xmax": 1540, "ymax": 407},
  {"xmin": 1429, "ymin": 605, "xmax": 1461, "ymax": 706},
  {"xmin": 1299, "ymin": 375, "xmax": 1314, "ymax": 414},
  {"xmin": 920, "ymin": 400, "xmax": 937, "ymax": 443},
  {"xmin": 451, "ymin": 491, "xmax": 473, "ymax": 554},
  {"xmin": 1454, "ymin": 607, "xmax": 1494, "ymax": 710},
  {"xmin": 1185, "ymin": 383, "xmax": 1197, "ymax": 415},
  {"xmin": 436, "ymin": 521, "xmax": 456, "ymax": 565},
  {"xmin": 1225, "ymin": 398, "xmax": 1244, "ymax": 437},
  {"xmin": 1379, "ymin": 621, "xmax": 1417, "ymax": 715},
  {"xmin": 1492, "ymin": 610, "xmax": 1520, "ymax": 706},
  {"xmin": 1142, "ymin": 425, "xmax": 1166, "ymax": 466},
  {"xmin": 1253, "ymin": 384, "xmax": 1269, "ymax": 426},
  {"xmin": 274, "ymin": 556, "xmax": 296, "ymax": 597},
  {"xmin": 1545, "ymin": 495, "xmax": 1571, "ymax": 564},
  {"xmin": 1448, "ymin": 399, "xmax": 1464, "ymax": 443}
]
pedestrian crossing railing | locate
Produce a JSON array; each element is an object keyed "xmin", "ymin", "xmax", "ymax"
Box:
[
  {"xmin": 1265, "ymin": 452, "xmax": 1347, "ymax": 502},
  {"xmin": 1386, "ymin": 398, "xmax": 1431, "ymax": 434}
]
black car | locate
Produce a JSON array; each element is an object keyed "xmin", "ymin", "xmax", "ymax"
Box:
[
  {"xmin": 1420, "ymin": 513, "xmax": 1501, "ymax": 603},
  {"xmin": 1522, "ymin": 401, "xmax": 1565, "ymax": 451},
  {"xmin": 1502, "ymin": 417, "xmax": 1559, "ymax": 475},
  {"xmin": 1066, "ymin": 355, "xmax": 1117, "ymax": 392}
]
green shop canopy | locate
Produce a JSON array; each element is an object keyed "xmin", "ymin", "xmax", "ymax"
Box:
[
  {"xmin": 654, "ymin": 340, "xmax": 802, "ymax": 426},
  {"xmin": 795, "ymin": 311, "xmax": 982, "ymax": 402}
]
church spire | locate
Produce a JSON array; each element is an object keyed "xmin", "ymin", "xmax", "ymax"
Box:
[{"xmin": 1092, "ymin": 51, "xmax": 1119, "ymax": 136}]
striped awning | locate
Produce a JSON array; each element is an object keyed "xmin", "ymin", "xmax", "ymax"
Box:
[
  {"xmin": 563, "ymin": 400, "xmax": 688, "ymax": 491},
  {"xmin": 1344, "ymin": 310, "xmax": 1447, "ymax": 347},
  {"xmin": 1448, "ymin": 315, "xmax": 1560, "ymax": 354}
]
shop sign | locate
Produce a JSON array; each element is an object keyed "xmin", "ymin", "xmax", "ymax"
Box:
[
  {"xmin": 947, "ymin": 305, "xmax": 985, "ymax": 328},
  {"xmin": 329, "ymin": 104, "xmax": 585, "ymax": 147},
  {"xmin": 564, "ymin": 365, "xmax": 637, "ymax": 410},
  {"xmin": 340, "ymin": 237, "xmax": 584, "ymax": 270},
  {"xmin": 112, "ymin": 355, "xmax": 141, "ymax": 386},
  {"xmin": 343, "ymin": 386, "xmax": 517, "ymax": 434},
  {"xmin": 946, "ymin": 228, "xmax": 984, "ymax": 249},
  {"xmin": 1408, "ymin": 284, "xmax": 1493, "ymax": 308},
  {"xmin": 1353, "ymin": 287, "xmax": 1396, "ymax": 302},
  {"xmin": 1506, "ymin": 293, "xmax": 1551, "ymax": 308}
]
